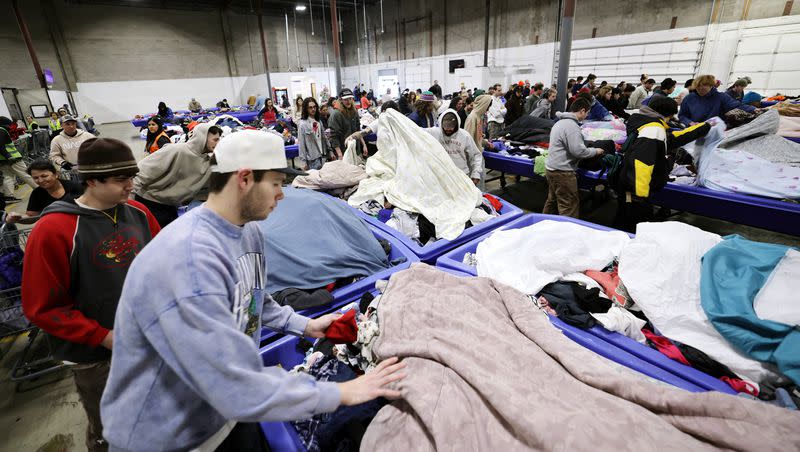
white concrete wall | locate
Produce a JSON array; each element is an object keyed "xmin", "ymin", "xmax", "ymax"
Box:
[
  {"xmin": 341, "ymin": 15, "xmax": 800, "ymax": 96},
  {"xmin": 75, "ymin": 70, "xmax": 336, "ymax": 124}
]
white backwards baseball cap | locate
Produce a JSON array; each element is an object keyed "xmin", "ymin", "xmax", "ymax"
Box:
[{"xmin": 211, "ymin": 130, "xmax": 307, "ymax": 175}]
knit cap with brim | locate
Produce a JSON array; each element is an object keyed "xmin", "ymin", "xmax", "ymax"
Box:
[
  {"xmin": 77, "ymin": 138, "xmax": 139, "ymax": 179},
  {"xmin": 420, "ymin": 91, "xmax": 436, "ymax": 102}
]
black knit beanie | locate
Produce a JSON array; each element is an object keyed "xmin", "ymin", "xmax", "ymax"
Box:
[
  {"xmin": 77, "ymin": 138, "xmax": 139, "ymax": 179},
  {"xmin": 0, "ymin": 116, "xmax": 12, "ymax": 127}
]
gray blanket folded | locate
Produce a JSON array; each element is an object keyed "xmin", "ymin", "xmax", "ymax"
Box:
[{"xmin": 362, "ymin": 264, "xmax": 800, "ymax": 451}]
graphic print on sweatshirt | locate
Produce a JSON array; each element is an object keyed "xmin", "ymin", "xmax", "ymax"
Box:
[
  {"xmin": 92, "ymin": 225, "xmax": 144, "ymax": 268},
  {"xmin": 233, "ymin": 252, "xmax": 264, "ymax": 339}
]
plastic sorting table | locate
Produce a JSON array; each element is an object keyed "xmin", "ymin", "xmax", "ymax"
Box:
[
  {"xmin": 435, "ymin": 213, "xmax": 738, "ymax": 394},
  {"xmin": 484, "ymin": 147, "xmax": 800, "ymax": 237},
  {"xmin": 259, "ymin": 224, "xmax": 418, "ymax": 344},
  {"xmin": 130, "ymin": 106, "xmax": 254, "ymax": 128},
  {"xmin": 483, "ymin": 150, "xmax": 608, "ymax": 191},
  {"xmin": 354, "ymin": 195, "xmax": 523, "ymax": 264},
  {"xmin": 649, "ymin": 183, "xmax": 800, "ymax": 236}
]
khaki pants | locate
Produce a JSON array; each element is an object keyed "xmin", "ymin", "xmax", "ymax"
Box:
[
  {"xmin": 543, "ymin": 169, "xmax": 580, "ymax": 218},
  {"xmin": 0, "ymin": 159, "xmax": 36, "ymax": 196},
  {"xmin": 72, "ymin": 361, "xmax": 111, "ymax": 452}
]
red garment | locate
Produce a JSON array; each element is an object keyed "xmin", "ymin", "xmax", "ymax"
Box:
[
  {"xmin": 360, "ymin": 97, "xmax": 370, "ymax": 110},
  {"xmin": 262, "ymin": 109, "xmax": 278, "ymax": 125},
  {"xmin": 584, "ymin": 265, "xmax": 632, "ymax": 308},
  {"xmin": 642, "ymin": 329, "xmax": 690, "ymax": 366},
  {"xmin": 720, "ymin": 377, "xmax": 759, "ymax": 396},
  {"xmin": 325, "ymin": 309, "xmax": 358, "ymax": 344},
  {"xmin": 482, "ymin": 194, "xmax": 503, "ymax": 212}
]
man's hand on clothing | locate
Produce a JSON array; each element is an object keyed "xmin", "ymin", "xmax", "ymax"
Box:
[
  {"xmin": 335, "ymin": 148, "xmax": 343, "ymax": 160},
  {"xmin": 338, "ymin": 357, "xmax": 406, "ymax": 405},
  {"xmin": 362, "ymin": 144, "xmax": 369, "ymax": 158},
  {"xmin": 304, "ymin": 313, "xmax": 341, "ymax": 338},
  {"xmin": 100, "ymin": 330, "xmax": 114, "ymax": 350}
]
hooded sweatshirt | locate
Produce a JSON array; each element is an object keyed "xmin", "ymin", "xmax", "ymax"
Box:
[
  {"xmin": 134, "ymin": 123, "xmax": 214, "ymax": 205},
  {"xmin": 545, "ymin": 112, "xmax": 599, "ymax": 172},
  {"xmin": 188, "ymin": 99, "xmax": 203, "ymax": 112},
  {"xmin": 21, "ymin": 200, "xmax": 160, "ymax": 363},
  {"xmin": 100, "ymin": 205, "xmax": 340, "ymax": 451},
  {"xmin": 424, "ymin": 109, "xmax": 483, "ymax": 179},
  {"xmin": 464, "ymin": 94, "xmax": 493, "ymax": 149},
  {"xmin": 50, "ymin": 128, "xmax": 95, "ymax": 166}
]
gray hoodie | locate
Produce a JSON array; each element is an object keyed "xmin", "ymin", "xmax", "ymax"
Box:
[
  {"xmin": 545, "ymin": 112, "xmax": 599, "ymax": 172},
  {"xmin": 424, "ymin": 109, "xmax": 483, "ymax": 179},
  {"xmin": 134, "ymin": 123, "xmax": 213, "ymax": 205},
  {"xmin": 100, "ymin": 205, "xmax": 340, "ymax": 451}
]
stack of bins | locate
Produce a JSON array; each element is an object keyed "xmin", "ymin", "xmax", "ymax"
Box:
[{"xmin": 436, "ymin": 213, "xmax": 737, "ymax": 395}]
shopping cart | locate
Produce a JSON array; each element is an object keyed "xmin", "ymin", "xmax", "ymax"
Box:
[{"xmin": 0, "ymin": 224, "xmax": 67, "ymax": 388}]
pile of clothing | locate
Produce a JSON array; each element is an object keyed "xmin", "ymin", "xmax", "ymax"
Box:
[
  {"xmin": 358, "ymin": 194, "xmax": 504, "ymax": 246},
  {"xmin": 689, "ymin": 113, "xmax": 800, "ymax": 199},
  {"xmin": 292, "ymin": 160, "xmax": 367, "ymax": 200},
  {"xmin": 465, "ymin": 219, "xmax": 799, "ymax": 404},
  {"xmin": 289, "ymin": 291, "xmax": 387, "ymax": 452},
  {"xmin": 581, "ymin": 119, "xmax": 627, "ymax": 144},
  {"xmin": 348, "ymin": 109, "xmax": 482, "ymax": 240},
  {"xmin": 351, "ymin": 264, "xmax": 800, "ymax": 450},
  {"xmin": 259, "ymin": 187, "xmax": 395, "ymax": 310},
  {"xmin": 500, "ymin": 115, "xmax": 554, "ymax": 144}
]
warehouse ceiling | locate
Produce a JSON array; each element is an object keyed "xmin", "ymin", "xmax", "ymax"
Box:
[{"xmin": 65, "ymin": 0, "xmax": 377, "ymax": 14}]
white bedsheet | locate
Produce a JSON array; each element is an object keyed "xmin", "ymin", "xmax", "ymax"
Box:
[
  {"xmin": 618, "ymin": 221, "xmax": 781, "ymax": 384},
  {"xmin": 475, "ymin": 219, "xmax": 631, "ymax": 295},
  {"xmin": 348, "ymin": 109, "xmax": 481, "ymax": 240}
]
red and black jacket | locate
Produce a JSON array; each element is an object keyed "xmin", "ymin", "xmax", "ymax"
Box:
[{"xmin": 22, "ymin": 199, "xmax": 160, "ymax": 363}]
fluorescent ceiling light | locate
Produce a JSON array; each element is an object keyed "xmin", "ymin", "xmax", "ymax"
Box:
[{"xmin": 295, "ymin": 5, "xmax": 307, "ymax": 11}]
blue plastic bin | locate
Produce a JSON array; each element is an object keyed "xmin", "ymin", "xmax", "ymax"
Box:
[
  {"xmin": 435, "ymin": 213, "xmax": 738, "ymax": 394},
  {"xmin": 354, "ymin": 195, "xmax": 523, "ymax": 263},
  {"xmin": 259, "ymin": 226, "xmax": 418, "ymax": 344}
]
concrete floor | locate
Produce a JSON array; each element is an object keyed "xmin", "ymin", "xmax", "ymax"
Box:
[{"xmin": 1, "ymin": 121, "xmax": 798, "ymax": 452}]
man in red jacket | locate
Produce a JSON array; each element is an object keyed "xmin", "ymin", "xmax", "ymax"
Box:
[{"xmin": 22, "ymin": 137, "xmax": 160, "ymax": 452}]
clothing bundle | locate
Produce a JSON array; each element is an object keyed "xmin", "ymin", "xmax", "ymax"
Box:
[
  {"xmin": 290, "ymin": 293, "xmax": 388, "ymax": 451},
  {"xmin": 259, "ymin": 187, "xmax": 392, "ymax": 308},
  {"xmin": 581, "ymin": 119, "xmax": 628, "ymax": 144},
  {"xmin": 470, "ymin": 219, "xmax": 799, "ymax": 399},
  {"xmin": 689, "ymin": 115, "xmax": 800, "ymax": 199},
  {"xmin": 358, "ymin": 264, "xmax": 800, "ymax": 451},
  {"xmin": 501, "ymin": 115, "xmax": 554, "ymax": 144},
  {"xmin": 291, "ymin": 160, "xmax": 367, "ymax": 199},
  {"xmin": 347, "ymin": 109, "xmax": 482, "ymax": 240},
  {"xmin": 360, "ymin": 194, "xmax": 503, "ymax": 246}
]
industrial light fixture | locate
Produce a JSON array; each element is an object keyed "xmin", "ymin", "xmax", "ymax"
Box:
[{"xmin": 295, "ymin": 5, "xmax": 306, "ymax": 11}]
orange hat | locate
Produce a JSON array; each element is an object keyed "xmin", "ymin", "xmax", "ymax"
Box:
[{"xmin": 518, "ymin": 81, "xmax": 524, "ymax": 86}]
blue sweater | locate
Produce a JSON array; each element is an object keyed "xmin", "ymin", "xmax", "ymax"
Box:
[
  {"xmin": 101, "ymin": 205, "xmax": 340, "ymax": 451},
  {"xmin": 587, "ymin": 99, "xmax": 610, "ymax": 121},
  {"xmin": 679, "ymin": 88, "xmax": 755, "ymax": 126},
  {"xmin": 407, "ymin": 110, "xmax": 436, "ymax": 128}
]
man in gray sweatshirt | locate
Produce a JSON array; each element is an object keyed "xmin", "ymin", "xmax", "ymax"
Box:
[
  {"xmin": 543, "ymin": 97, "xmax": 604, "ymax": 218},
  {"xmin": 101, "ymin": 130, "xmax": 405, "ymax": 451}
]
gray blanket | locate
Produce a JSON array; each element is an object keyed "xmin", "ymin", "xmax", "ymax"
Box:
[
  {"xmin": 718, "ymin": 109, "xmax": 800, "ymax": 166},
  {"xmin": 362, "ymin": 264, "xmax": 800, "ymax": 451}
]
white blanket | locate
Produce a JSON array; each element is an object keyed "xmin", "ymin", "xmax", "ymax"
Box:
[
  {"xmin": 348, "ymin": 109, "xmax": 481, "ymax": 240},
  {"xmin": 475, "ymin": 219, "xmax": 631, "ymax": 295},
  {"xmin": 618, "ymin": 221, "xmax": 781, "ymax": 384}
]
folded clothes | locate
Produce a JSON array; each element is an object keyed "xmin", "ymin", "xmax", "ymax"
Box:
[{"xmin": 260, "ymin": 187, "xmax": 390, "ymax": 293}]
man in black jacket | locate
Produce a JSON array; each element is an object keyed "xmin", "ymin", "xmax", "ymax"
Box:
[{"xmin": 613, "ymin": 96, "xmax": 711, "ymax": 232}]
